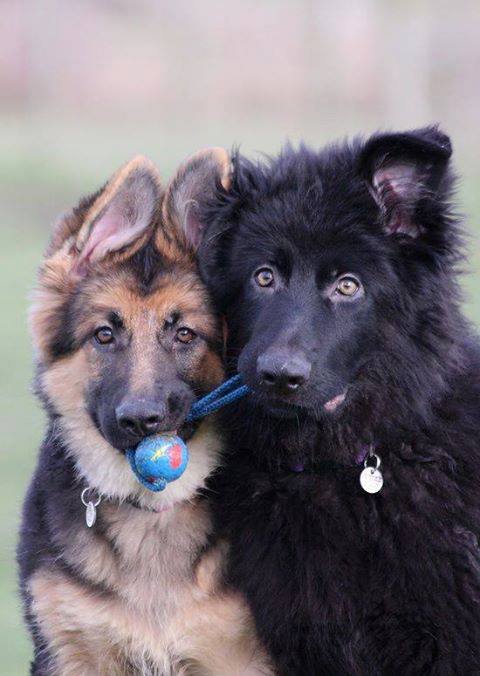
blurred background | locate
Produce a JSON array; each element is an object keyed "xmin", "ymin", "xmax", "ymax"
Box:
[{"xmin": 1, "ymin": 0, "xmax": 479, "ymax": 670}]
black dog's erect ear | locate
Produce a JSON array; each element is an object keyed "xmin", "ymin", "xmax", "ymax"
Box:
[
  {"xmin": 359, "ymin": 126, "xmax": 452, "ymax": 238},
  {"xmin": 163, "ymin": 148, "xmax": 232, "ymax": 249}
]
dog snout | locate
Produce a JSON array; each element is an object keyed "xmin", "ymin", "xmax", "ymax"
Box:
[
  {"xmin": 257, "ymin": 351, "xmax": 311, "ymax": 394},
  {"xmin": 116, "ymin": 399, "xmax": 167, "ymax": 439}
]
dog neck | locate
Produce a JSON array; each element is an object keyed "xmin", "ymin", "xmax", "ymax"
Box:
[
  {"xmin": 222, "ymin": 391, "xmax": 433, "ymax": 473},
  {"xmin": 52, "ymin": 408, "xmax": 223, "ymax": 513}
]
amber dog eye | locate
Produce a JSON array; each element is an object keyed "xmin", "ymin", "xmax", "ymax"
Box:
[
  {"xmin": 176, "ymin": 327, "xmax": 197, "ymax": 344},
  {"xmin": 94, "ymin": 326, "xmax": 114, "ymax": 345},
  {"xmin": 254, "ymin": 267, "xmax": 275, "ymax": 288},
  {"xmin": 336, "ymin": 277, "xmax": 360, "ymax": 297}
]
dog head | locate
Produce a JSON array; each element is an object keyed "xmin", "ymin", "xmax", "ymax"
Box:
[
  {"xmin": 31, "ymin": 156, "xmax": 223, "ymax": 499},
  {"xmin": 165, "ymin": 129, "xmax": 460, "ymax": 435}
]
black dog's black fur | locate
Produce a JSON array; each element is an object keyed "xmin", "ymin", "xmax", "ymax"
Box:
[{"xmin": 192, "ymin": 128, "xmax": 480, "ymax": 674}]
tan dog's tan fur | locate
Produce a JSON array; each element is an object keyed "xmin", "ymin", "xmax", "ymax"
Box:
[{"xmin": 20, "ymin": 156, "xmax": 271, "ymax": 675}]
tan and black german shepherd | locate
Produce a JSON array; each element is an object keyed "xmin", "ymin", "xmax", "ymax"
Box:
[{"xmin": 17, "ymin": 155, "xmax": 271, "ymax": 675}]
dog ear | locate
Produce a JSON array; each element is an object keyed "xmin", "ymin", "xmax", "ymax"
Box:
[
  {"xmin": 30, "ymin": 157, "xmax": 161, "ymax": 360},
  {"xmin": 359, "ymin": 126, "xmax": 452, "ymax": 238},
  {"xmin": 72, "ymin": 155, "xmax": 161, "ymax": 271},
  {"xmin": 163, "ymin": 148, "xmax": 232, "ymax": 249}
]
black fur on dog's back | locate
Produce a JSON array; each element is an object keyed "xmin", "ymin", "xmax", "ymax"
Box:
[{"xmin": 166, "ymin": 129, "xmax": 480, "ymax": 674}]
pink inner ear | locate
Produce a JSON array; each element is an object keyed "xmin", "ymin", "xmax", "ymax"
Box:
[
  {"xmin": 75, "ymin": 168, "xmax": 158, "ymax": 271},
  {"xmin": 373, "ymin": 163, "xmax": 418, "ymax": 200},
  {"xmin": 80, "ymin": 211, "xmax": 122, "ymax": 265},
  {"xmin": 372, "ymin": 164, "xmax": 423, "ymax": 237},
  {"xmin": 75, "ymin": 206, "xmax": 148, "ymax": 274},
  {"xmin": 185, "ymin": 206, "xmax": 204, "ymax": 249}
]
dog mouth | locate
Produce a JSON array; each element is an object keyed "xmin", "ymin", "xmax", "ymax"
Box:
[
  {"xmin": 250, "ymin": 388, "xmax": 349, "ymax": 420},
  {"xmin": 119, "ymin": 419, "xmax": 198, "ymax": 452},
  {"xmin": 249, "ymin": 391, "xmax": 312, "ymax": 420},
  {"xmin": 92, "ymin": 412, "xmax": 198, "ymax": 453},
  {"xmin": 258, "ymin": 400, "xmax": 303, "ymax": 419}
]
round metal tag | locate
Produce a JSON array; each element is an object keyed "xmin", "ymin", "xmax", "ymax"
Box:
[{"xmin": 360, "ymin": 466, "xmax": 384, "ymax": 494}]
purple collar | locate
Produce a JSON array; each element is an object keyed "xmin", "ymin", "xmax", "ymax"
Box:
[{"xmin": 290, "ymin": 445, "xmax": 372, "ymax": 474}]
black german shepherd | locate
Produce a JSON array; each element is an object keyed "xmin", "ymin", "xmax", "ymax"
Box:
[
  {"xmin": 18, "ymin": 156, "xmax": 270, "ymax": 675},
  {"xmin": 165, "ymin": 128, "xmax": 480, "ymax": 674}
]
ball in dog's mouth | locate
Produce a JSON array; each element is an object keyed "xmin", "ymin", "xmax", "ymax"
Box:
[{"xmin": 132, "ymin": 433, "xmax": 189, "ymax": 490}]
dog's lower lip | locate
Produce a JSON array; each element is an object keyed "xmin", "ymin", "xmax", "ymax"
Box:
[
  {"xmin": 255, "ymin": 397, "xmax": 303, "ymax": 417},
  {"xmin": 115, "ymin": 429, "xmax": 181, "ymax": 453}
]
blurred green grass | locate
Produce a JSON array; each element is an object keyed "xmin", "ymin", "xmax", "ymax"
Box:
[{"xmin": 0, "ymin": 127, "xmax": 478, "ymax": 674}]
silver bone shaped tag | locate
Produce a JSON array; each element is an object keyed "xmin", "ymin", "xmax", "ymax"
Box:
[{"xmin": 81, "ymin": 487, "xmax": 102, "ymax": 528}]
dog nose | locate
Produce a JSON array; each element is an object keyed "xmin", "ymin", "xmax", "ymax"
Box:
[
  {"xmin": 115, "ymin": 400, "xmax": 166, "ymax": 439},
  {"xmin": 257, "ymin": 352, "xmax": 311, "ymax": 393}
]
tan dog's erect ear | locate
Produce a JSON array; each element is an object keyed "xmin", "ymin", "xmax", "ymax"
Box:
[
  {"xmin": 73, "ymin": 155, "xmax": 162, "ymax": 270},
  {"xmin": 163, "ymin": 148, "xmax": 232, "ymax": 249},
  {"xmin": 31, "ymin": 157, "xmax": 161, "ymax": 361}
]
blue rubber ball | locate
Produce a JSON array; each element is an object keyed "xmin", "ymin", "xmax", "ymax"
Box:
[{"xmin": 132, "ymin": 434, "xmax": 189, "ymax": 491}]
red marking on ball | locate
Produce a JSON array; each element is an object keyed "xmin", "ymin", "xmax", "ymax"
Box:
[{"xmin": 169, "ymin": 444, "xmax": 183, "ymax": 469}]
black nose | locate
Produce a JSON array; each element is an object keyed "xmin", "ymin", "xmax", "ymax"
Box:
[
  {"xmin": 257, "ymin": 351, "xmax": 311, "ymax": 394},
  {"xmin": 115, "ymin": 399, "xmax": 167, "ymax": 439}
]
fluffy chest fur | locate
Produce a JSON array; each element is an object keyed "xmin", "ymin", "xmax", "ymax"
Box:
[
  {"xmin": 23, "ymin": 427, "xmax": 270, "ymax": 675},
  {"xmin": 29, "ymin": 499, "xmax": 223, "ymax": 674},
  {"xmin": 60, "ymin": 498, "xmax": 213, "ymax": 620},
  {"xmin": 214, "ymin": 421, "xmax": 480, "ymax": 675}
]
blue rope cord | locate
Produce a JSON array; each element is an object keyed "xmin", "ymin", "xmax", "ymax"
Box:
[
  {"xmin": 186, "ymin": 375, "xmax": 250, "ymax": 422},
  {"xmin": 188, "ymin": 374, "xmax": 242, "ymax": 410}
]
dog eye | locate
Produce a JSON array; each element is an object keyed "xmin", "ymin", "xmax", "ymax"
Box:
[
  {"xmin": 176, "ymin": 327, "xmax": 197, "ymax": 344},
  {"xmin": 254, "ymin": 267, "xmax": 275, "ymax": 288},
  {"xmin": 336, "ymin": 277, "xmax": 360, "ymax": 297},
  {"xmin": 94, "ymin": 326, "xmax": 114, "ymax": 345}
]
